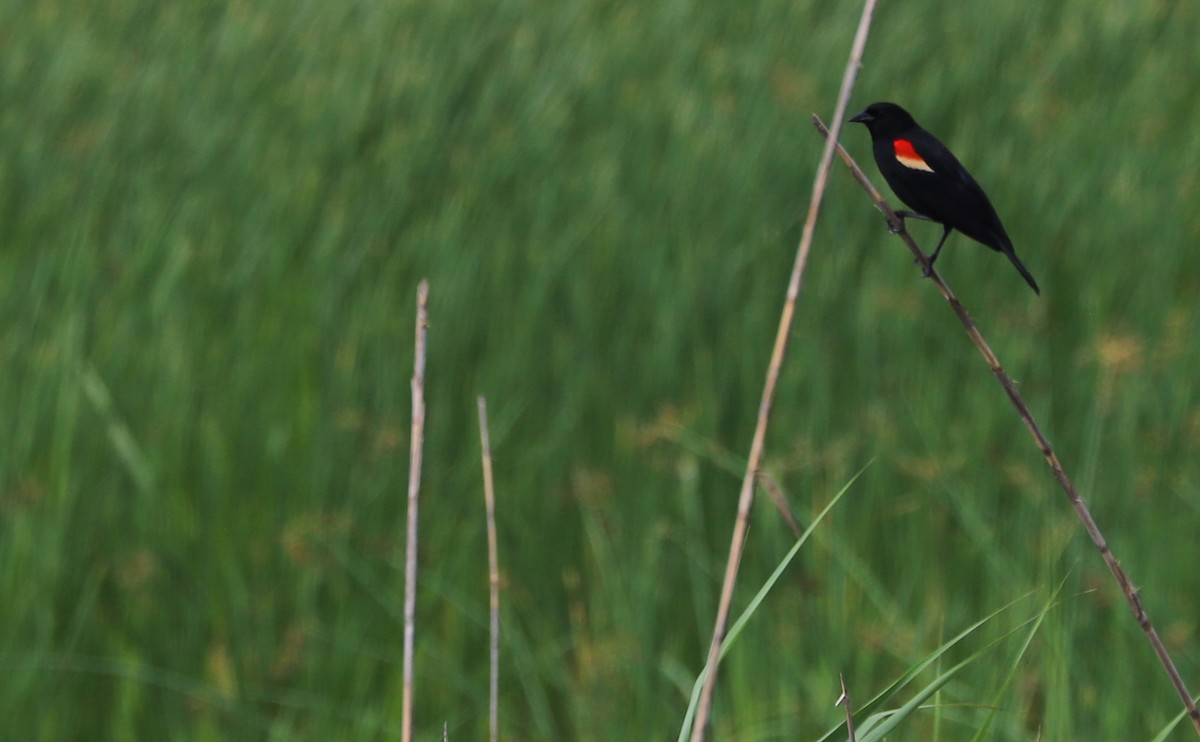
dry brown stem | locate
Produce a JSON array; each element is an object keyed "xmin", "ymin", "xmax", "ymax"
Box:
[
  {"xmin": 836, "ymin": 674, "xmax": 857, "ymax": 742},
  {"xmin": 478, "ymin": 396, "xmax": 501, "ymax": 742},
  {"xmin": 686, "ymin": 1, "xmax": 880, "ymax": 738},
  {"xmin": 402, "ymin": 280, "xmax": 430, "ymax": 742}
]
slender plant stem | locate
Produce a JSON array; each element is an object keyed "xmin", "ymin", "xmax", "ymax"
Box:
[
  {"xmin": 837, "ymin": 674, "xmax": 857, "ymax": 742},
  {"xmin": 814, "ymin": 116, "xmax": 1200, "ymax": 735},
  {"xmin": 478, "ymin": 396, "xmax": 501, "ymax": 742},
  {"xmin": 686, "ymin": 1, "xmax": 879, "ymax": 738},
  {"xmin": 402, "ymin": 280, "xmax": 430, "ymax": 742}
]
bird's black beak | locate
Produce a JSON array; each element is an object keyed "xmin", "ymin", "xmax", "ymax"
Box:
[{"xmin": 849, "ymin": 109, "xmax": 872, "ymax": 124}]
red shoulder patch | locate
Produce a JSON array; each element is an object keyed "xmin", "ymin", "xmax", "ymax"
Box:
[{"xmin": 893, "ymin": 139, "xmax": 934, "ymax": 172}]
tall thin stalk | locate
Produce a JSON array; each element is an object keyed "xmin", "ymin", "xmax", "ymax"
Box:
[
  {"xmin": 402, "ymin": 280, "xmax": 430, "ymax": 742},
  {"xmin": 478, "ymin": 396, "xmax": 501, "ymax": 742},
  {"xmin": 686, "ymin": 1, "xmax": 880, "ymax": 738}
]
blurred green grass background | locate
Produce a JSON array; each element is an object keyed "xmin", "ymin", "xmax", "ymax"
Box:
[{"xmin": 1, "ymin": 0, "xmax": 1199, "ymax": 738}]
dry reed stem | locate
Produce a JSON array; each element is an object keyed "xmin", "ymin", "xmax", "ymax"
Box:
[
  {"xmin": 478, "ymin": 396, "xmax": 501, "ymax": 742},
  {"xmin": 686, "ymin": 1, "xmax": 880, "ymax": 738},
  {"xmin": 814, "ymin": 116, "xmax": 1200, "ymax": 735},
  {"xmin": 402, "ymin": 280, "xmax": 430, "ymax": 742},
  {"xmin": 836, "ymin": 674, "xmax": 857, "ymax": 742}
]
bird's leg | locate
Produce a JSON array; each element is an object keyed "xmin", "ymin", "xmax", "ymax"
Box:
[
  {"xmin": 885, "ymin": 210, "xmax": 947, "ymax": 277},
  {"xmin": 887, "ymin": 209, "xmax": 934, "ymax": 234},
  {"xmin": 921, "ymin": 225, "xmax": 952, "ymax": 277}
]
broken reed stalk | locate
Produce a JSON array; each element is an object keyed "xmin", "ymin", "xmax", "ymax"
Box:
[
  {"xmin": 686, "ymin": 1, "xmax": 880, "ymax": 739},
  {"xmin": 836, "ymin": 674, "xmax": 857, "ymax": 742},
  {"xmin": 813, "ymin": 116, "xmax": 1200, "ymax": 735},
  {"xmin": 478, "ymin": 396, "xmax": 501, "ymax": 742},
  {"xmin": 402, "ymin": 280, "xmax": 430, "ymax": 742}
]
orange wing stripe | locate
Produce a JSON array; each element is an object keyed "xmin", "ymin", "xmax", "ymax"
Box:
[{"xmin": 893, "ymin": 139, "xmax": 934, "ymax": 172}]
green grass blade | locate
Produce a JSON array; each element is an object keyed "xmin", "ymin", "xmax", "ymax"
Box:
[
  {"xmin": 677, "ymin": 462, "xmax": 870, "ymax": 742},
  {"xmin": 817, "ymin": 591, "xmax": 1035, "ymax": 741},
  {"xmin": 970, "ymin": 575, "xmax": 1070, "ymax": 741}
]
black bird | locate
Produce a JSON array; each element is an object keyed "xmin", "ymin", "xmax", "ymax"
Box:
[{"xmin": 849, "ymin": 102, "xmax": 1039, "ymax": 294}]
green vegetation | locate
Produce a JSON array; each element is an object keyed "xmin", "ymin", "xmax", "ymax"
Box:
[{"xmin": 1, "ymin": 0, "xmax": 1198, "ymax": 738}]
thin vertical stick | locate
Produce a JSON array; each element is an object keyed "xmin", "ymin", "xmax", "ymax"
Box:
[
  {"xmin": 687, "ymin": 1, "xmax": 879, "ymax": 738},
  {"xmin": 836, "ymin": 674, "xmax": 857, "ymax": 742},
  {"xmin": 478, "ymin": 396, "xmax": 501, "ymax": 742},
  {"xmin": 402, "ymin": 280, "xmax": 429, "ymax": 742},
  {"xmin": 814, "ymin": 118, "xmax": 1200, "ymax": 735}
]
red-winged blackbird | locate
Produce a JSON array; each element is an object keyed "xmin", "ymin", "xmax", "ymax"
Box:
[{"xmin": 849, "ymin": 102, "xmax": 1039, "ymax": 295}]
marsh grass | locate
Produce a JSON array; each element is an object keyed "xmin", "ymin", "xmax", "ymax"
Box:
[{"xmin": 1, "ymin": 0, "xmax": 1199, "ymax": 738}]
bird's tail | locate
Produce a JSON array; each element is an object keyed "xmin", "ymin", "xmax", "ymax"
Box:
[{"xmin": 1003, "ymin": 244, "xmax": 1040, "ymax": 295}]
